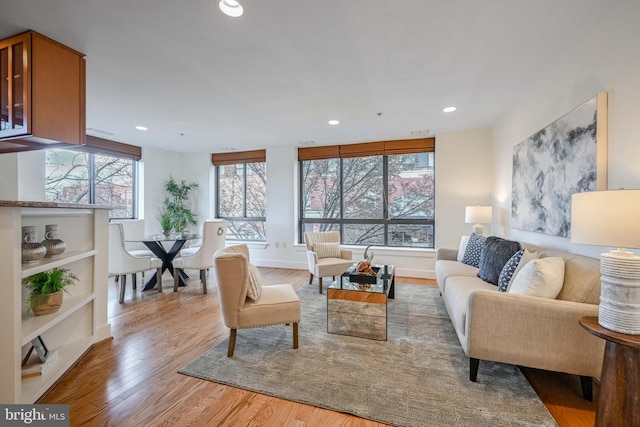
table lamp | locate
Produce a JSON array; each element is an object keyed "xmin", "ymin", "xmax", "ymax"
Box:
[
  {"xmin": 465, "ymin": 205, "xmax": 492, "ymax": 235},
  {"xmin": 571, "ymin": 189, "xmax": 640, "ymax": 334}
]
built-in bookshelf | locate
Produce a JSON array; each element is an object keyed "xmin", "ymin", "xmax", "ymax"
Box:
[{"xmin": 0, "ymin": 202, "xmax": 111, "ymax": 403}]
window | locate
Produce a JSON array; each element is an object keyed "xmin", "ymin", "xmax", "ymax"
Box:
[
  {"xmin": 45, "ymin": 148, "xmax": 138, "ymax": 219},
  {"xmin": 299, "ymin": 139, "xmax": 435, "ymax": 248},
  {"xmin": 214, "ymin": 150, "xmax": 266, "ymax": 241}
]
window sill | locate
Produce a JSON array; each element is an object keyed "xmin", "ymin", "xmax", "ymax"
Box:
[{"xmin": 227, "ymin": 240, "xmax": 268, "ymax": 250}]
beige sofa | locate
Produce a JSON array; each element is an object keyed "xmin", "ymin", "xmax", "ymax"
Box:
[{"xmin": 435, "ymin": 240, "xmax": 605, "ymax": 399}]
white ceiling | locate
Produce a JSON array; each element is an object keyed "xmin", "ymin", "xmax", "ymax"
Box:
[{"xmin": 0, "ymin": 0, "xmax": 628, "ymax": 153}]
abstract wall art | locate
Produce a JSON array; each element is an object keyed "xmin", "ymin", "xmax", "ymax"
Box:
[{"xmin": 511, "ymin": 93, "xmax": 608, "ymax": 237}]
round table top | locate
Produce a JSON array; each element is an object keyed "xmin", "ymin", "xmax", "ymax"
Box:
[
  {"xmin": 580, "ymin": 316, "xmax": 640, "ymax": 348},
  {"xmin": 126, "ymin": 233, "xmax": 200, "ymax": 242}
]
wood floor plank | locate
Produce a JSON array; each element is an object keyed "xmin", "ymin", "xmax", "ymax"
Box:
[{"xmin": 37, "ymin": 268, "xmax": 595, "ymax": 426}]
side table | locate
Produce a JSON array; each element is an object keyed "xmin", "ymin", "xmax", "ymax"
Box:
[{"xmin": 580, "ymin": 316, "xmax": 640, "ymax": 427}]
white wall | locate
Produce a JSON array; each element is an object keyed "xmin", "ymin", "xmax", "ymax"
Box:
[
  {"xmin": 0, "ymin": 151, "xmax": 46, "ymax": 201},
  {"xmin": 434, "ymin": 129, "xmax": 493, "ymax": 250},
  {"xmin": 140, "ymin": 147, "xmax": 183, "ymax": 235},
  {"xmin": 492, "ymin": 1, "xmax": 640, "ymax": 259},
  {"xmin": 0, "ymin": 153, "xmax": 18, "ymax": 200}
]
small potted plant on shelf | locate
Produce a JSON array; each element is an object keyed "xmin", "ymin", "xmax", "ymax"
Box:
[{"xmin": 23, "ymin": 268, "xmax": 78, "ymax": 316}]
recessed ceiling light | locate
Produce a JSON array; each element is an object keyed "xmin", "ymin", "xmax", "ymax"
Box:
[
  {"xmin": 135, "ymin": 126, "xmax": 148, "ymax": 131},
  {"xmin": 328, "ymin": 120, "xmax": 340, "ymax": 125},
  {"xmin": 219, "ymin": 0, "xmax": 243, "ymax": 17},
  {"xmin": 443, "ymin": 106, "xmax": 456, "ymax": 113}
]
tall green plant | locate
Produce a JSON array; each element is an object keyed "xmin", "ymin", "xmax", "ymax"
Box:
[{"xmin": 163, "ymin": 176, "xmax": 199, "ymax": 233}]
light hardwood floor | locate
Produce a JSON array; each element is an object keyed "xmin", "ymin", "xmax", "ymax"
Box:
[{"xmin": 39, "ymin": 268, "xmax": 597, "ymax": 426}]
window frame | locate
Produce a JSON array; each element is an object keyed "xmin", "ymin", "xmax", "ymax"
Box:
[
  {"xmin": 298, "ymin": 141, "xmax": 435, "ymax": 248},
  {"xmin": 215, "ymin": 161, "xmax": 267, "ymax": 242},
  {"xmin": 45, "ymin": 148, "xmax": 139, "ymax": 219}
]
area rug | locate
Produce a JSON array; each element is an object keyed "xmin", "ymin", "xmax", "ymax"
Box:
[{"xmin": 179, "ymin": 284, "xmax": 557, "ymax": 427}]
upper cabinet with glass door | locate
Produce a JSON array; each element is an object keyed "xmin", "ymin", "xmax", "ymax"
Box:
[{"xmin": 0, "ymin": 30, "xmax": 85, "ymax": 152}]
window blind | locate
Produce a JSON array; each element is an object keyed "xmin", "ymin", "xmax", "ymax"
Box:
[
  {"xmin": 212, "ymin": 149, "xmax": 266, "ymax": 166},
  {"xmin": 298, "ymin": 137, "xmax": 435, "ymax": 161},
  {"xmin": 79, "ymin": 135, "xmax": 142, "ymax": 160}
]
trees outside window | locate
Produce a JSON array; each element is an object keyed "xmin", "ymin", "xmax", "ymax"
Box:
[
  {"xmin": 216, "ymin": 162, "xmax": 266, "ymax": 241},
  {"xmin": 300, "ymin": 152, "xmax": 435, "ymax": 248},
  {"xmin": 45, "ymin": 149, "xmax": 137, "ymax": 219}
]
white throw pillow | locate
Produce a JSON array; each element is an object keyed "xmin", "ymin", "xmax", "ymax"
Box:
[
  {"xmin": 508, "ymin": 257, "xmax": 565, "ymax": 299},
  {"xmin": 246, "ymin": 263, "xmax": 262, "ymax": 301},
  {"xmin": 506, "ymin": 249, "xmax": 540, "ymax": 292},
  {"xmin": 314, "ymin": 242, "xmax": 341, "ymax": 259},
  {"xmin": 457, "ymin": 235, "xmax": 470, "ymax": 262}
]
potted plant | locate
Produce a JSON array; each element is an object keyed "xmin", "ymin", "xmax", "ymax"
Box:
[
  {"xmin": 163, "ymin": 176, "xmax": 199, "ymax": 233},
  {"xmin": 158, "ymin": 208, "xmax": 174, "ymax": 237},
  {"xmin": 23, "ymin": 268, "xmax": 78, "ymax": 316}
]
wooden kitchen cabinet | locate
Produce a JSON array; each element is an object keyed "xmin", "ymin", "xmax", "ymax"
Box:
[{"xmin": 0, "ymin": 30, "xmax": 85, "ymax": 152}]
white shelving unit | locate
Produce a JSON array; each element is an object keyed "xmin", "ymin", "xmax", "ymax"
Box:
[{"xmin": 0, "ymin": 203, "xmax": 111, "ymax": 403}]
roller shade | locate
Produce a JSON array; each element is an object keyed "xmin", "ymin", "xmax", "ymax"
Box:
[
  {"xmin": 212, "ymin": 149, "xmax": 266, "ymax": 166},
  {"xmin": 298, "ymin": 137, "xmax": 435, "ymax": 161},
  {"xmin": 79, "ymin": 135, "xmax": 142, "ymax": 160}
]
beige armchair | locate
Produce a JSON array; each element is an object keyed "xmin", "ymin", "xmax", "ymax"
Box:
[
  {"xmin": 214, "ymin": 244, "xmax": 300, "ymax": 357},
  {"xmin": 304, "ymin": 231, "xmax": 353, "ymax": 294}
]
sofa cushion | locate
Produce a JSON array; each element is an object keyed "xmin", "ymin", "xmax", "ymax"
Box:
[
  {"xmin": 477, "ymin": 236, "xmax": 522, "ymax": 285},
  {"xmin": 457, "ymin": 235, "xmax": 470, "ymax": 262},
  {"xmin": 246, "ymin": 263, "xmax": 262, "ymax": 301},
  {"xmin": 443, "ymin": 276, "xmax": 497, "ymax": 337},
  {"xmin": 313, "ymin": 242, "xmax": 341, "ymax": 259},
  {"xmin": 435, "ymin": 260, "xmax": 479, "ymax": 295},
  {"xmin": 498, "ymin": 249, "xmax": 540, "ymax": 292},
  {"xmin": 498, "ymin": 249, "xmax": 524, "ymax": 292},
  {"xmin": 461, "ymin": 233, "xmax": 486, "ymax": 268},
  {"xmin": 509, "ymin": 257, "xmax": 565, "ymax": 299}
]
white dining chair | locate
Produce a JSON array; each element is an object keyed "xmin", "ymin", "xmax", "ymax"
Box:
[
  {"xmin": 108, "ymin": 223, "xmax": 163, "ymax": 303},
  {"xmin": 172, "ymin": 220, "xmax": 227, "ymax": 293}
]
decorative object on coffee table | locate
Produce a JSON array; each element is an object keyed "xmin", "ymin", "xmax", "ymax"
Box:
[
  {"xmin": 22, "ymin": 267, "xmax": 78, "ymax": 315},
  {"xmin": 363, "ymin": 245, "xmax": 374, "ymax": 264},
  {"xmin": 571, "ymin": 189, "xmax": 640, "ymax": 334},
  {"xmin": 41, "ymin": 224, "xmax": 66, "ymax": 257}
]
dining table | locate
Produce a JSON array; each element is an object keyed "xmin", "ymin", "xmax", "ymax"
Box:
[{"xmin": 126, "ymin": 233, "xmax": 201, "ymax": 291}]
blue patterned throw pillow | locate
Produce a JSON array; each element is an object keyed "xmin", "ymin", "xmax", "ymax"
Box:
[
  {"xmin": 477, "ymin": 236, "xmax": 522, "ymax": 286},
  {"xmin": 498, "ymin": 249, "xmax": 524, "ymax": 292},
  {"xmin": 461, "ymin": 233, "xmax": 486, "ymax": 268}
]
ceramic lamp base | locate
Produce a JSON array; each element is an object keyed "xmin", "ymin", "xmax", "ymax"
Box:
[{"xmin": 598, "ymin": 251, "xmax": 640, "ymax": 335}]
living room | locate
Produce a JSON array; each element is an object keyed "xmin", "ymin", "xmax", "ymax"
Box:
[{"xmin": 1, "ymin": 1, "xmax": 640, "ymax": 426}]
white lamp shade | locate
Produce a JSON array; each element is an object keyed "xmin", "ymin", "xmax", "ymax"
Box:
[
  {"xmin": 571, "ymin": 190, "xmax": 640, "ymax": 249},
  {"xmin": 465, "ymin": 205, "xmax": 492, "ymax": 224}
]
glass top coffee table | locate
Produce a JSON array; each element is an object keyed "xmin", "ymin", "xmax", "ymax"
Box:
[{"xmin": 327, "ymin": 264, "xmax": 395, "ymax": 341}]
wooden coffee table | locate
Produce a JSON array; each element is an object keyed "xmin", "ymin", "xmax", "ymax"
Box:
[{"xmin": 327, "ymin": 265, "xmax": 395, "ymax": 341}]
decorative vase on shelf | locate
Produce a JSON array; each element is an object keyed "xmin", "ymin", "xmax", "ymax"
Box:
[
  {"xmin": 41, "ymin": 224, "xmax": 66, "ymax": 258},
  {"xmin": 30, "ymin": 290, "xmax": 64, "ymax": 316},
  {"xmin": 22, "ymin": 226, "xmax": 46, "ymax": 264}
]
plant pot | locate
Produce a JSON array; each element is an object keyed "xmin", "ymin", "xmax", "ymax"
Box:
[{"xmin": 30, "ymin": 290, "xmax": 63, "ymax": 316}]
